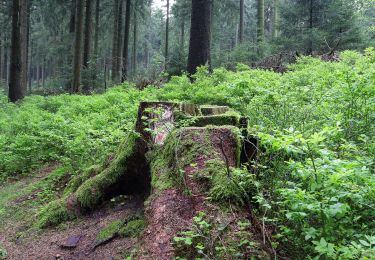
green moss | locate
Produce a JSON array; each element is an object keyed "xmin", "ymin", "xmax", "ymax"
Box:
[
  {"xmin": 96, "ymin": 217, "xmax": 145, "ymax": 241},
  {"xmin": 96, "ymin": 220, "xmax": 123, "ymax": 241},
  {"xmin": 180, "ymin": 103, "xmax": 200, "ymax": 116},
  {"xmin": 186, "ymin": 111, "xmax": 242, "ymax": 128},
  {"xmin": 230, "ymin": 127, "xmax": 243, "ymax": 167},
  {"xmin": 200, "ymin": 105, "xmax": 230, "ymax": 116},
  {"xmin": 119, "ymin": 219, "xmax": 145, "ymax": 238},
  {"xmin": 38, "ymin": 133, "xmax": 140, "ymax": 227},
  {"xmin": 64, "ymin": 164, "xmax": 102, "ymax": 195},
  {"xmin": 149, "ymin": 127, "xmax": 217, "ymax": 194},
  {"xmin": 37, "ymin": 198, "xmax": 74, "ymax": 228},
  {"xmin": 74, "ymin": 132, "xmax": 139, "ymax": 211}
]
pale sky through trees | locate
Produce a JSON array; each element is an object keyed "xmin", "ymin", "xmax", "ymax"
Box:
[{"xmin": 152, "ymin": 0, "xmax": 176, "ymax": 10}]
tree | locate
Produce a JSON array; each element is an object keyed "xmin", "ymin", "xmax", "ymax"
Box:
[
  {"xmin": 9, "ymin": 0, "xmax": 29, "ymax": 102},
  {"xmin": 71, "ymin": 0, "xmax": 85, "ymax": 93},
  {"xmin": 83, "ymin": 0, "xmax": 93, "ymax": 93},
  {"xmin": 239, "ymin": 0, "xmax": 244, "ymax": 43},
  {"xmin": 165, "ymin": 0, "xmax": 170, "ymax": 69},
  {"xmin": 121, "ymin": 0, "xmax": 131, "ymax": 82},
  {"xmin": 132, "ymin": 7, "xmax": 137, "ymax": 75},
  {"xmin": 111, "ymin": 0, "xmax": 123, "ymax": 82},
  {"xmin": 187, "ymin": 0, "xmax": 212, "ymax": 75},
  {"xmin": 93, "ymin": 0, "xmax": 100, "ymax": 57},
  {"xmin": 272, "ymin": 0, "xmax": 279, "ymax": 38},
  {"xmin": 257, "ymin": 0, "xmax": 264, "ymax": 43}
]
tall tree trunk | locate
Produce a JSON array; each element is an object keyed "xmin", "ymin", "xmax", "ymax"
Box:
[
  {"xmin": 257, "ymin": 0, "xmax": 264, "ymax": 43},
  {"xmin": 116, "ymin": 0, "xmax": 123, "ymax": 75},
  {"xmin": 111, "ymin": 0, "xmax": 119, "ymax": 82},
  {"xmin": 132, "ymin": 9, "xmax": 137, "ymax": 76},
  {"xmin": 27, "ymin": 0, "xmax": 31, "ymax": 93},
  {"xmin": 94, "ymin": 0, "xmax": 100, "ymax": 57},
  {"xmin": 272, "ymin": 0, "xmax": 279, "ymax": 38},
  {"xmin": 187, "ymin": 0, "xmax": 212, "ymax": 75},
  {"xmin": 36, "ymin": 65, "xmax": 40, "ymax": 87},
  {"xmin": 165, "ymin": 0, "xmax": 169, "ymax": 69},
  {"xmin": 70, "ymin": 0, "xmax": 76, "ymax": 33},
  {"xmin": 71, "ymin": 0, "xmax": 85, "ymax": 93},
  {"xmin": 121, "ymin": 0, "xmax": 131, "ymax": 82},
  {"xmin": 42, "ymin": 61, "xmax": 45, "ymax": 88},
  {"xmin": 180, "ymin": 17, "xmax": 185, "ymax": 51},
  {"xmin": 0, "ymin": 35, "xmax": 2, "ymax": 81},
  {"xmin": 9, "ymin": 0, "xmax": 28, "ymax": 102},
  {"xmin": 28, "ymin": 40, "xmax": 32, "ymax": 93},
  {"xmin": 308, "ymin": 0, "xmax": 313, "ymax": 54},
  {"xmin": 239, "ymin": 0, "xmax": 244, "ymax": 44},
  {"xmin": 6, "ymin": 48, "xmax": 9, "ymax": 86},
  {"xmin": 83, "ymin": 0, "xmax": 93, "ymax": 93}
]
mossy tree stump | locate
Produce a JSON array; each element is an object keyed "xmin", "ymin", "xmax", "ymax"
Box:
[{"xmin": 38, "ymin": 101, "xmax": 258, "ymax": 244}]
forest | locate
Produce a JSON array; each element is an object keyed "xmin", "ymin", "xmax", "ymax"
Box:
[{"xmin": 0, "ymin": 0, "xmax": 374, "ymax": 259}]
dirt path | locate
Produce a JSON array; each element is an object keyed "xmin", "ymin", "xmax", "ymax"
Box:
[{"xmin": 0, "ymin": 196, "xmax": 143, "ymax": 260}]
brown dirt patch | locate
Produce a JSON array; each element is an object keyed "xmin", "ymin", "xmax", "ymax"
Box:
[{"xmin": 0, "ymin": 196, "xmax": 143, "ymax": 260}]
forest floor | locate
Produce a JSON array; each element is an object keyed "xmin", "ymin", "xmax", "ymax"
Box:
[{"xmin": 0, "ymin": 164, "xmax": 143, "ymax": 260}]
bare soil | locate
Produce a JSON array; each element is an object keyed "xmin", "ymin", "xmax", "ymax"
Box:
[{"xmin": 0, "ymin": 196, "xmax": 143, "ymax": 260}]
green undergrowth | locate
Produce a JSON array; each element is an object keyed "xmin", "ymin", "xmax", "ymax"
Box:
[
  {"xmin": 0, "ymin": 165, "xmax": 73, "ymax": 229},
  {"xmin": 0, "ymin": 49, "xmax": 374, "ymax": 258},
  {"xmin": 173, "ymin": 211, "xmax": 268, "ymax": 259}
]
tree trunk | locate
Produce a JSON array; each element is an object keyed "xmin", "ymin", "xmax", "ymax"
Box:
[
  {"xmin": 42, "ymin": 61, "xmax": 45, "ymax": 88},
  {"xmin": 28, "ymin": 40, "xmax": 32, "ymax": 93},
  {"xmin": 239, "ymin": 0, "xmax": 244, "ymax": 44},
  {"xmin": 165, "ymin": 0, "xmax": 169, "ymax": 69},
  {"xmin": 83, "ymin": 0, "xmax": 93, "ymax": 93},
  {"xmin": 132, "ymin": 9, "xmax": 137, "ymax": 76},
  {"xmin": 4, "ymin": 48, "xmax": 10, "ymax": 85},
  {"xmin": 257, "ymin": 0, "xmax": 264, "ymax": 43},
  {"xmin": 308, "ymin": 0, "xmax": 313, "ymax": 54},
  {"xmin": 9, "ymin": 0, "xmax": 28, "ymax": 102},
  {"xmin": 71, "ymin": 0, "xmax": 85, "ymax": 93},
  {"xmin": 36, "ymin": 65, "xmax": 40, "ymax": 87},
  {"xmin": 121, "ymin": 0, "xmax": 131, "ymax": 82},
  {"xmin": 111, "ymin": 0, "xmax": 119, "ymax": 82},
  {"xmin": 70, "ymin": 0, "xmax": 77, "ymax": 33},
  {"xmin": 0, "ymin": 35, "xmax": 2, "ymax": 81},
  {"xmin": 94, "ymin": 0, "xmax": 100, "ymax": 57},
  {"xmin": 187, "ymin": 0, "xmax": 212, "ymax": 75},
  {"xmin": 272, "ymin": 0, "xmax": 279, "ymax": 38},
  {"xmin": 116, "ymin": 0, "xmax": 123, "ymax": 74}
]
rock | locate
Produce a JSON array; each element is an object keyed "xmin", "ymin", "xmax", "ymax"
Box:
[{"xmin": 60, "ymin": 235, "xmax": 82, "ymax": 249}]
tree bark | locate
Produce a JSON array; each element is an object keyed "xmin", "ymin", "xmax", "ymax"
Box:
[
  {"xmin": 308, "ymin": 0, "xmax": 313, "ymax": 54},
  {"xmin": 132, "ymin": 9, "xmax": 137, "ymax": 76},
  {"xmin": 272, "ymin": 0, "xmax": 279, "ymax": 38},
  {"xmin": 71, "ymin": 0, "xmax": 85, "ymax": 93},
  {"xmin": 165, "ymin": 0, "xmax": 169, "ymax": 69},
  {"xmin": 94, "ymin": 0, "xmax": 100, "ymax": 57},
  {"xmin": 70, "ymin": 0, "xmax": 76, "ymax": 33},
  {"xmin": 257, "ymin": 0, "xmax": 264, "ymax": 43},
  {"xmin": 0, "ymin": 35, "xmax": 2, "ymax": 81},
  {"xmin": 116, "ymin": 0, "xmax": 123, "ymax": 74},
  {"xmin": 121, "ymin": 0, "xmax": 131, "ymax": 82},
  {"xmin": 239, "ymin": 0, "xmax": 244, "ymax": 44},
  {"xmin": 83, "ymin": 0, "xmax": 93, "ymax": 93},
  {"xmin": 187, "ymin": 0, "xmax": 212, "ymax": 75},
  {"xmin": 111, "ymin": 0, "xmax": 119, "ymax": 82},
  {"xmin": 9, "ymin": 0, "xmax": 28, "ymax": 102}
]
